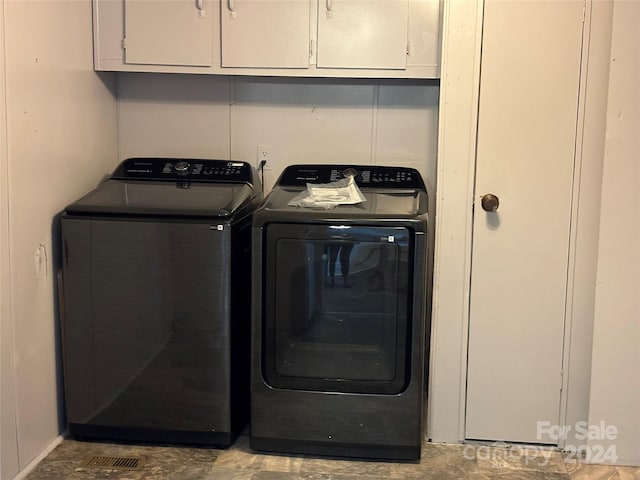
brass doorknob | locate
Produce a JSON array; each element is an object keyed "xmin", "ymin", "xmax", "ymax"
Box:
[{"xmin": 481, "ymin": 194, "xmax": 500, "ymax": 212}]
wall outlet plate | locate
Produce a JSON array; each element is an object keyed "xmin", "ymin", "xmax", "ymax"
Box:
[{"xmin": 257, "ymin": 145, "xmax": 273, "ymax": 170}]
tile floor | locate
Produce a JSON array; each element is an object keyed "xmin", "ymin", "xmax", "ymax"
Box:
[{"xmin": 24, "ymin": 434, "xmax": 640, "ymax": 480}]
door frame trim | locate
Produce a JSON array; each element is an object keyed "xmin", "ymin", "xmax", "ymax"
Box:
[{"xmin": 427, "ymin": 0, "xmax": 484, "ymax": 443}]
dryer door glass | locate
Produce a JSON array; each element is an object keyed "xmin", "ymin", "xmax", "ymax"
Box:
[{"xmin": 263, "ymin": 223, "xmax": 413, "ymax": 394}]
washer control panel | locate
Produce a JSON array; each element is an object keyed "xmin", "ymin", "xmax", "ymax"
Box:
[
  {"xmin": 112, "ymin": 158, "xmax": 254, "ymax": 184},
  {"xmin": 277, "ymin": 164, "xmax": 425, "ymax": 190}
]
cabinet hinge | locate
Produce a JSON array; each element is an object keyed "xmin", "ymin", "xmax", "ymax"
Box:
[
  {"xmin": 560, "ymin": 369, "xmax": 564, "ymax": 392},
  {"xmin": 309, "ymin": 39, "xmax": 314, "ymax": 58},
  {"xmin": 122, "ymin": 38, "xmax": 127, "ymax": 50},
  {"xmin": 406, "ymin": 40, "xmax": 411, "ymax": 56}
]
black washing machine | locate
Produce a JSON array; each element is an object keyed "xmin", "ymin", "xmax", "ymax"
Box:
[
  {"xmin": 251, "ymin": 164, "xmax": 431, "ymax": 460},
  {"xmin": 60, "ymin": 158, "xmax": 261, "ymax": 446}
]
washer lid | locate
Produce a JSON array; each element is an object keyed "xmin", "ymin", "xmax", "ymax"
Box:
[{"xmin": 65, "ymin": 180, "xmax": 257, "ymax": 218}]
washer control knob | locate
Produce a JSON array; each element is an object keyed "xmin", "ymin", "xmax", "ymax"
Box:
[
  {"xmin": 342, "ymin": 168, "xmax": 358, "ymax": 179},
  {"xmin": 174, "ymin": 161, "xmax": 191, "ymax": 176}
]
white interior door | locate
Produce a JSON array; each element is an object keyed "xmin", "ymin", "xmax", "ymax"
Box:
[
  {"xmin": 465, "ymin": 0, "xmax": 585, "ymax": 443},
  {"xmin": 124, "ymin": 0, "xmax": 215, "ymax": 67}
]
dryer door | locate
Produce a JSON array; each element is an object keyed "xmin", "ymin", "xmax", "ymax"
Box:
[{"xmin": 262, "ymin": 223, "xmax": 414, "ymax": 394}]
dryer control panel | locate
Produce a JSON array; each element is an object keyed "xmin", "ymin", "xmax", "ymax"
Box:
[
  {"xmin": 112, "ymin": 158, "xmax": 255, "ymax": 185},
  {"xmin": 277, "ymin": 164, "xmax": 425, "ymax": 190}
]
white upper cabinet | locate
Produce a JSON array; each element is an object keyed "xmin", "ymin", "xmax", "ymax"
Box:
[
  {"xmin": 124, "ymin": 0, "xmax": 216, "ymax": 67},
  {"xmin": 316, "ymin": 0, "xmax": 409, "ymax": 69},
  {"xmin": 92, "ymin": 0, "xmax": 440, "ymax": 78},
  {"xmin": 220, "ymin": 0, "xmax": 411, "ymax": 70},
  {"xmin": 220, "ymin": 0, "xmax": 311, "ymax": 68}
]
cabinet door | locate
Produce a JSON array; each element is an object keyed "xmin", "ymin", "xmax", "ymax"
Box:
[
  {"xmin": 465, "ymin": 0, "xmax": 584, "ymax": 444},
  {"xmin": 317, "ymin": 0, "xmax": 409, "ymax": 69},
  {"xmin": 124, "ymin": 0, "xmax": 215, "ymax": 67},
  {"xmin": 221, "ymin": 0, "xmax": 311, "ymax": 68}
]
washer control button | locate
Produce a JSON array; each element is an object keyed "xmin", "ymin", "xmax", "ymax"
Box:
[{"xmin": 174, "ymin": 161, "xmax": 191, "ymax": 175}]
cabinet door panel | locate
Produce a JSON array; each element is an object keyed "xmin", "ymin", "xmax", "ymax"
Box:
[
  {"xmin": 221, "ymin": 0, "xmax": 311, "ymax": 68},
  {"xmin": 407, "ymin": 0, "xmax": 440, "ymax": 67},
  {"xmin": 124, "ymin": 0, "xmax": 215, "ymax": 67},
  {"xmin": 317, "ymin": 0, "xmax": 409, "ymax": 69}
]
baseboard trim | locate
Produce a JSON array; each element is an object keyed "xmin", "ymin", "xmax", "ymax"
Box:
[{"xmin": 11, "ymin": 432, "xmax": 66, "ymax": 480}]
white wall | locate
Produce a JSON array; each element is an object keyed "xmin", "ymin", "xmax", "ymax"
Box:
[
  {"xmin": 1, "ymin": 0, "xmax": 20, "ymax": 476},
  {"xmin": 0, "ymin": 1, "xmax": 118, "ymax": 478},
  {"xmin": 117, "ymin": 74, "xmax": 232, "ymax": 161},
  {"xmin": 117, "ymin": 74, "xmax": 439, "ymax": 197},
  {"xmin": 588, "ymin": 0, "xmax": 640, "ymax": 466}
]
